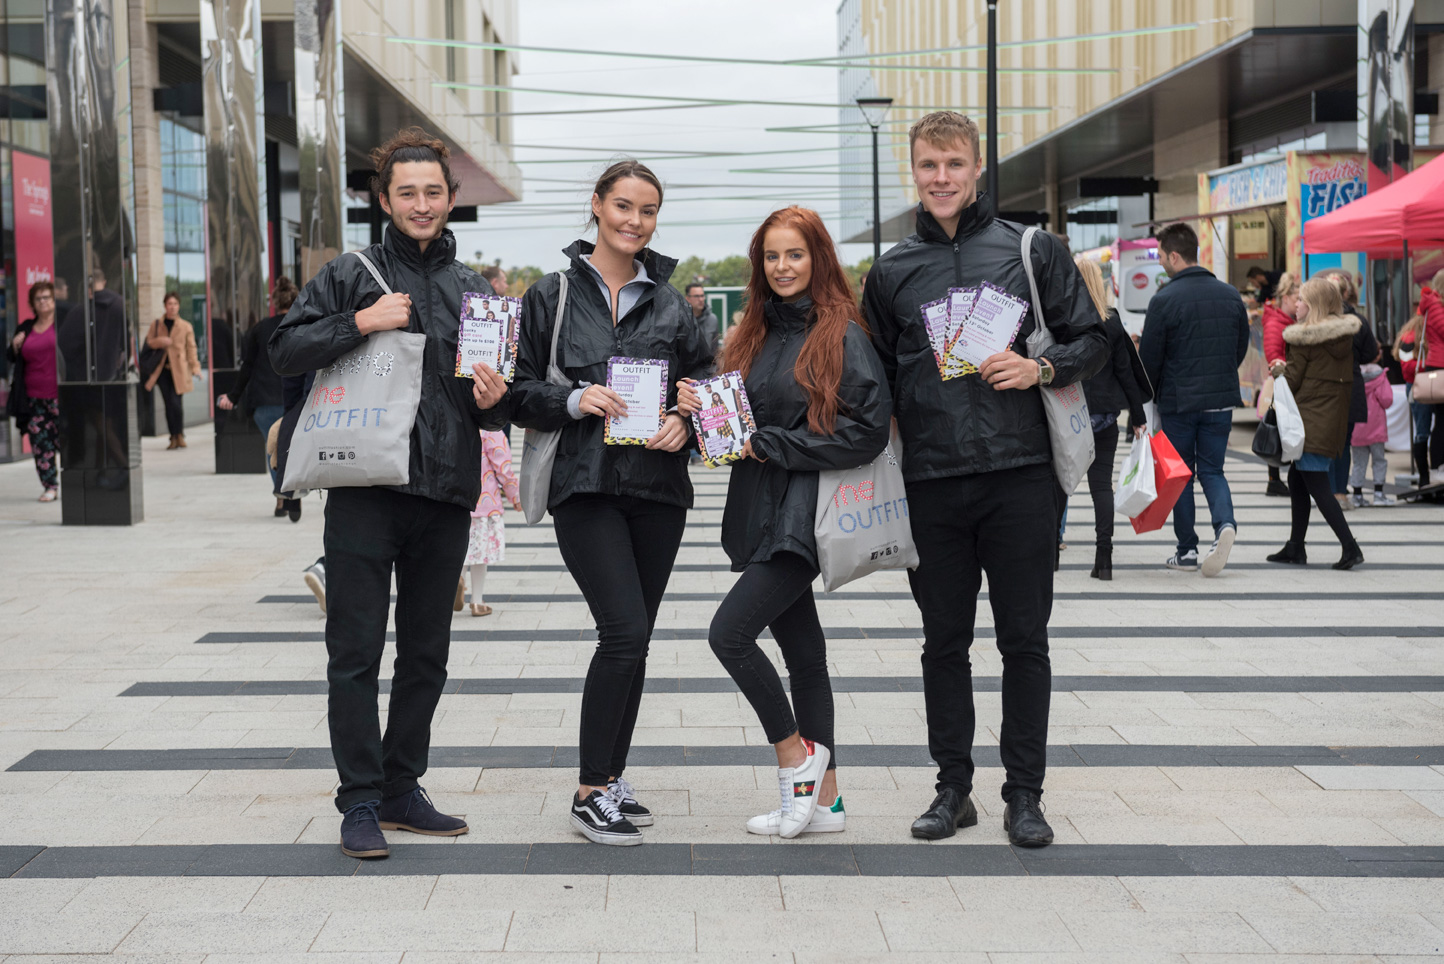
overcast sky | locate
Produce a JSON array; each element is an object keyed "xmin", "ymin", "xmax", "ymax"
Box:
[{"xmin": 449, "ymin": 0, "xmax": 895, "ymax": 274}]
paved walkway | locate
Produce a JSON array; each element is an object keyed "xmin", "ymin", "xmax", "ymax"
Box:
[{"xmin": 1, "ymin": 424, "xmax": 1442, "ymax": 961}]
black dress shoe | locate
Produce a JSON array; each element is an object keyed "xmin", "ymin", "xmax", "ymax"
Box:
[
  {"xmin": 1333, "ymin": 545, "xmax": 1364, "ymax": 570},
  {"xmin": 910, "ymin": 787, "xmax": 978, "ymax": 840},
  {"xmin": 285, "ymin": 498, "xmax": 302, "ymax": 523},
  {"xmin": 1265, "ymin": 541, "xmax": 1307, "ymax": 565},
  {"xmin": 1004, "ymin": 790, "xmax": 1054, "ymax": 848}
]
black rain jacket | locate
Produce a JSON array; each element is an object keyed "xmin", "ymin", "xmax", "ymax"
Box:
[
  {"xmin": 1083, "ymin": 307, "xmax": 1152, "ymax": 425},
  {"xmin": 1137, "ymin": 265, "xmax": 1250, "ymax": 414},
  {"xmin": 721, "ymin": 297, "xmax": 892, "ymax": 572},
  {"xmin": 499, "ymin": 240, "xmax": 714, "ymax": 512},
  {"xmin": 268, "ymin": 225, "xmax": 499, "ymax": 511},
  {"xmin": 862, "ymin": 198, "xmax": 1109, "ymax": 483}
]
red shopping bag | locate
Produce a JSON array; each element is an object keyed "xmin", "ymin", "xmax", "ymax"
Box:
[{"xmin": 1130, "ymin": 430, "xmax": 1193, "ymax": 534}]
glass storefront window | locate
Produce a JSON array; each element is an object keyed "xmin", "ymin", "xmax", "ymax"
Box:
[{"xmin": 159, "ymin": 117, "xmax": 207, "ymax": 365}]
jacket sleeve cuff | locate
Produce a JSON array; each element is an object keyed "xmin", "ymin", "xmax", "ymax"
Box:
[{"xmin": 566, "ymin": 383, "xmax": 591, "ymax": 420}]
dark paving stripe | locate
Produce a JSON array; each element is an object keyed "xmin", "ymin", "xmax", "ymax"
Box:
[
  {"xmin": 11, "ymin": 744, "xmax": 1442, "ymax": 772},
  {"xmin": 257, "ymin": 590, "xmax": 1444, "ymax": 604},
  {"xmin": 120, "ymin": 674, "xmax": 1444, "ymax": 698},
  {"xmin": 6, "ymin": 843, "xmax": 1443, "ymax": 878},
  {"xmin": 196, "ymin": 625, "xmax": 1444, "ymax": 643}
]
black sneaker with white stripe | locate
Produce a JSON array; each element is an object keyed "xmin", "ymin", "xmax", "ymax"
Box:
[
  {"xmin": 570, "ymin": 789, "xmax": 643, "ymax": 846},
  {"xmin": 606, "ymin": 776, "xmax": 653, "ymax": 827}
]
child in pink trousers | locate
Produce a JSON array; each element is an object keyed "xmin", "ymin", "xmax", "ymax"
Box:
[
  {"xmin": 1350, "ymin": 363, "xmax": 1396, "ymax": 507},
  {"xmin": 465, "ymin": 429, "xmax": 522, "ymax": 616}
]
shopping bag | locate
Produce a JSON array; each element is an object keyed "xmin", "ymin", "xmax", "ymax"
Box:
[
  {"xmin": 1129, "ymin": 430, "xmax": 1193, "ymax": 534},
  {"xmin": 814, "ymin": 423, "xmax": 919, "ymax": 591},
  {"xmin": 1272, "ymin": 375, "xmax": 1306, "ymax": 462},
  {"xmin": 1020, "ymin": 227, "xmax": 1094, "ymax": 493},
  {"xmin": 281, "ymin": 252, "xmax": 425, "ymax": 492},
  {"xmin": 519, "ymin": 273, "xmax": 571, "ymax": 525},
  {"xmin": 1114, "ymin": 433, "xmax": 1157, "ymax": 518},
  {"xmin": 1251, "ymin": 407, "xmax": 1284, "ymax": 466}
]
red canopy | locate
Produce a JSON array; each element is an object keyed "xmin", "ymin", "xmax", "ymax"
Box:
[{"xmin": 1305, "ymin": 154, "xmax": 1444, "ymax": 257}]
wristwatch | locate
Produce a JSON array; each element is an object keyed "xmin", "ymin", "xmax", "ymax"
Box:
[{"xmin": 1037, "ymin": 358, "xmax": 1055, "ymax": 386}]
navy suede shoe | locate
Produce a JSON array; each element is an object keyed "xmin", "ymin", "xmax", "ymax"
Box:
[
  {"xmin": 339, "ymin": 800, "xmax": 389, "ymax": 859},
  {"xmin": 378, "ymin": 787, "xmax": 469, "ymax": 836}
]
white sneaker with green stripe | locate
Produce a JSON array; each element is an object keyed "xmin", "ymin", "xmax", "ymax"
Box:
[{"xmin": 746, "ymin": 795, "xmax": 846, "ymax": 835}]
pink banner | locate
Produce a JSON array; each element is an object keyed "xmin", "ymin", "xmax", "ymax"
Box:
[{"xmin": 12, "ymin": 151, "xmax": 54, "ymax": 296}]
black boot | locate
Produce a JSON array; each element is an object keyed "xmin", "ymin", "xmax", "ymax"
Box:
[
  {"xmin": 1333, "ymin": 543, "xmax": 1365, "ymax": 570},
  {"xmin": 1414, "ymin": 442, "xmax": 1432, "ymax": 488},
  {"xmin": 1090, "ymin": 546, "xmax": 1112, "ymax": 581},
  {"xmin": 1265, "ymin": 541, "xmax": 1308, "ymax": 565}
]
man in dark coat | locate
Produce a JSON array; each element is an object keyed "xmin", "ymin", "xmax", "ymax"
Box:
[{"xmin": 1138, "ymin": 222, "xmax": 1250, "ymax": 577}]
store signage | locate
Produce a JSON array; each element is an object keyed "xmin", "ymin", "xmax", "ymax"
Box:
[
  {"xmin": 1207, "ymin": 160, "xmax": 1288, "ymax": 213},
  {"xmin": 1299, "ymin": 156, "xmax": 1366, "ymax": 222},
  {"xmin": 12, "ymin": 151, "xmax": 54, "ymax": 291},
  {"xmin": 1233, "ymin": 215, "xmax": 1270, "ymax": 260}
]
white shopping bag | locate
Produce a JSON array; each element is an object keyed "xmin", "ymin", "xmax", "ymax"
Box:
[
  {"xmin": 1272, "ymin": 375, "xmax": 1306, "ymax": 463},
  {"xmin": 1114, "ymin": 433, "xmax": 1157, "ymax": 518}
]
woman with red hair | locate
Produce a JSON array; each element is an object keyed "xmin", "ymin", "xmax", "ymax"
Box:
[{"xmin": 679, "ymin": 206, "xmax": 890, "ymax": 838}]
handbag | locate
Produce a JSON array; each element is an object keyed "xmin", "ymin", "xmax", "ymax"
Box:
[
  {"xmin": 1129, "ymin": 430, "xmax": 1193, "ymax": 534},
  {"xmin": 814, "ymin": 422, "xmax": 919, "ymax": 591},
  {"xmin": 1415, "ymin": 369, "xmax": 1444, "ymax": 404},
  {"xmin": 518, "ymin": 272, "xmax": 571, "ymax": 525},
  {"xmin": 1020, "ymin": 226, "xmax": 1095, "ymax": 493},
  {"xmin": 1251, "ymin": 407, "xmax": 1284, "ymax": 466},
  {"xmin": 139, "ymin": 323, "xmax": 166, "ymax": 383},
  {"xmin": 280, "ymin": 251, "xmax": 426, "ymax": 491},
  {"xmin": 1114, "ymin": 432, "xmax": 1157, "ymax": 518}
]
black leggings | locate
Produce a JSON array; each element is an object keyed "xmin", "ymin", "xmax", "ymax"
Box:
[
  {"xmin": 552, "ymin": 493, "xmax": 687, "ymax": 787},
  {"xmin": 1085, "ymin": 423, "xmax": 1120, "ymax": 550},
  {"xmin": 1288, "ymin": 466, "xmax": 1358, "ymax": 550},
  {"xmin": 708, "ymin": 551, "xmax": 834, "ymax": 769}
]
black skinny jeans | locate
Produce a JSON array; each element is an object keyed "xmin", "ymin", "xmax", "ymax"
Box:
[
  {"xmin": 708, "ymin": 551, "xmax": 834, "ymax": 769},
  {"xmin": 1288, "ymin": 466, "xmax": 1359, "ymax": 551},
  {"xmin": 553, "ymin": 493, "xmax": 687, "ymax": 787},
  {"xmin": 323, "ymin": 486, "xmax": 470, "ymax": 812},
  {"xmin": 907, "ymin": 462, "xmax": 1056, "ymax": 801},
  {"xmin": 157, "ymin": 370, "xmax": 185, "ymax": 436},
  {"xmin": 1085, "ymin": 423, "xmax": 1121, "ymax": 551}
]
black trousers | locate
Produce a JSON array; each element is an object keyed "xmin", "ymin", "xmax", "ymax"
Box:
[
  {"xmin": 709, "ymin": 551, "xmax": 834, "ymax": 768},
  {"xmin": 157, "ymin": 371, "xmax": 185, "ymax": 436},
  {"xmin": 323, "ymin": 486, "xmax": 469, "ymax": 812},
  {"xmin": 553, "ymin": 493, "xmax": 687, "ymax": 787},
  {"xmin": 907, "ymin": 462, "xmax": 1056, "ymax": 801},
  {"xmin": 1086, "ymin": 423, "xmax": 1121, "ymax": 551}
]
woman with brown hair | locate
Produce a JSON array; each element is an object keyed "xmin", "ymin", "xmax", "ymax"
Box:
[
  {"xmin": 678, "ymin": 206, "xmax": 890, "ymax": 838},
  {"xmin": 1266, "ymin": 278, "xmax": 1364, "ymax": 569},
  {"xmin": 6, "ymin": 280, "xmax": 61, "ymax": 500},
  {"xmin": 144, "ymin": 292, "xmax": 203, "ymax": 449},
  {"xmin": 505, "ymin": 159, "xmax": 714, "ymax": 846}
]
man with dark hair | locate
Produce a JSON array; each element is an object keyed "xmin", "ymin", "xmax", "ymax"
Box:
[
  {"xmin": 864, "ymin": 110, "xmax": 1107, "ymax": 848},
  {"xmin": 1245, "ymin": 266, "xmax": 1280, "ymax": 302},
  {"xmin": 479, "ymin": 264, "xmax": 508, "ymax": 296},
  {"xmin": 271, "ymin": 128, "xmax": 509, "ymax": 860},
  {"xmin": 1138, "ymin": 222, "xmax": 1250, "ymax": 577},
  {"xmin": 684, "ymin": 283, "xmax": 720, "ymax": 365}
]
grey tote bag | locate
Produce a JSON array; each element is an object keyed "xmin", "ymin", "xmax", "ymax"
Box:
[{"xmin": 518, "ymin": 272, "xmax": 571, "ymax": 525}]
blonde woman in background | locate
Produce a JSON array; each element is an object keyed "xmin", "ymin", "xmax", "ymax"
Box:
[
  {"xmin": 1260, "ymin": 272, "xmax": 1300, "ymax": 496},
  {"xmin": 1074, "ymin": 257, "xmax": 1152, "ymax": 581}
]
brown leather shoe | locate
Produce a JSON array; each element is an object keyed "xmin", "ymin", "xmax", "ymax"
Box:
[
  {"xmin": 166, "ymin": 435, "xmax": 178, "ymax": 450},
  {"xmin": 176, "ymin": 434, "xmax": 187, "ymax": 448}
]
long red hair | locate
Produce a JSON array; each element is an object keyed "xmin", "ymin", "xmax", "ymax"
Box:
[{"xmin": 721, "ymin": 206, "xmax": 867, "ymax": 434}]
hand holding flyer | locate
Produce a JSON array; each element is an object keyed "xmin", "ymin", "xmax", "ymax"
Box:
[
  {"xmin": 604, "ymin": 357, "xmax": 668, "ymax": 444},
  {"xmin": 455, "ymin": 293, "xmax": 522, "ymax": 381},
  {"xmin": 946, "ymin": 282, "xmax": 1028, "ymax": 371},
  {"xmin": 690, "ymin": 371, "xmax": 756, "ymax": 467}
]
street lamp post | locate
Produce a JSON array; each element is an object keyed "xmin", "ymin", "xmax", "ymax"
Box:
[
  {"xmin": 857, "ymin": 96, "xmax": 893, "ymax": 263},
  {"xmin": 987, "ymin": 1, "xmax": 998, "ymax": 214}
]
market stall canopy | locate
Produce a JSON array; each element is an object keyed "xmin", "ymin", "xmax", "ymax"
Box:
[{"xmin": 1305, "ymin": 154, "xmax": 1444, "ymax": 256}]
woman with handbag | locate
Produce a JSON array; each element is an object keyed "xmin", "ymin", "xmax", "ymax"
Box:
[
  {"xmin": 6, "ymin": 281, "xmax": 61, "ymax": 501},
  {"xmin": 1417, "ymin": 269, "xmax": 1444, "ymax": 474},
  {"xmin": 1266, "ymin": 278, "xmax": 1364, "ymax": 570},
  {"xmin": 677, "ymin": 206, "xmax": 890, "ymax": 839},
  {"xmin": 143, "ymin": 292, "xmax": 203, "ymax": 449},
  {"xmin": 504, "ymin": 160, "xmax": 714, "ymax": 846}
]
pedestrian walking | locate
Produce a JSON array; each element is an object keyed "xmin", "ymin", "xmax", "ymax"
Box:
[
  {"xmin": 461, "ymin": 429, "xmax": 521, "ymax": 616},
  {"xmin": 144, "ymin": 292, "xmax": 203, "ymax": 449},
  {"xmin": 1266, "ymin": 278, "xmax": 1364, "ymax": 570},
  {"xmin": 1349, "ymin": 362, "xmax": 1395, "ymax": 506},
  {"xmin": 1075, "ymin": 256, "xmax": 1151, "ymax": 581},
  {"xmin": 496, "ymin": 160, "xmax": 713, "ymax": 846},
  {"xmin": 1319, "ymin": 270, "xmax": 1380, "ymax": 510},
  {"xmin": 1419, "ymin": 270, "xmax": 1444, "ymax": 472},
  {"xmin": 6, "ymin": 281, "xmax": 61, "ymax": 502},
  {"xmin": 862, "ymin": 111, "xmax": 1107, "ymax": 847},
  {"xmin": 1395, "ymin": 313, "xmax": 1431, "ymax": 485},
  {"xmin": 269, "ymin": 127, "xmax": 510, "ymax": 859},
  {"xmin": 1260, "ymin": 273, "xmax": 1300, "ymax": 497},
  {"xmin": 1138, "ymin": 222, "xmax": 1250, "ymax": 577},
  {"xmin": 217, "ymin": 277, "xmax": 298, "ymax": 512},
  {"xmin": 679, "ymin": 206, "xmax": 889, "ymax": 839}
]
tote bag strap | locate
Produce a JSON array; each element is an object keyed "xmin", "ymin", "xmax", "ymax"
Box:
[
  {"xmin": 549, "ymin": 273, "xmax": 569, "ymax": 371},
  {"xmin": 350, "ymin": 251, "xmax": 394, "ymax": 296}
]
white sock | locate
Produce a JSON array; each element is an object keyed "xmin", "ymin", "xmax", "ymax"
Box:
[{"xmin": 470, "ymin": 564, "xmax": 487, "ymax": 605}]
